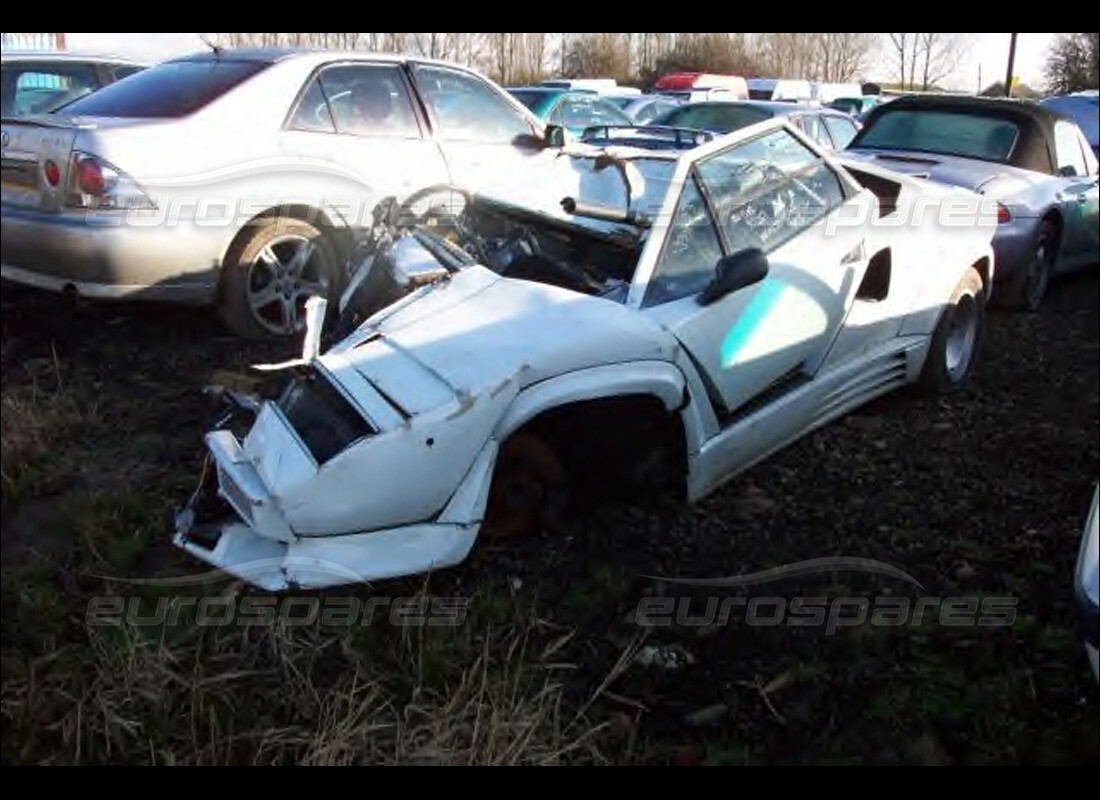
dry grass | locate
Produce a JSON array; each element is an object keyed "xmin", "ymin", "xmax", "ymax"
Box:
[
  {"xmin": 1, "ymin": 580, "xmax": 637, "ymax": 765},
  {"xmin": 0, "ymin": 349, "xmax": 635, "ymax": 765},
  {"xmin": 0, "ymin": 350, "xmax": 100, "ymax": 506}
]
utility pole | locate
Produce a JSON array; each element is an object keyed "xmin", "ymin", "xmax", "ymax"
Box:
[
  {"xmin": 978, "ymin": 63, "xmax": 982, "ymax": 94},
  {"xmin": 1004, "ymin": 33, "xmax": 1018, "ymax": 97}
]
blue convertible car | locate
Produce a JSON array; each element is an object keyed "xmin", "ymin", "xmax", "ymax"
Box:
[{"xmin": 844, "ymin": 95, "xmax": 1099, "ymax": 310}]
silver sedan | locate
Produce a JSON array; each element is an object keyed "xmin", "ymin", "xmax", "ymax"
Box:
[{"xmin": 1, "ymin": 49, "xmax": 567, "ymax": 338}]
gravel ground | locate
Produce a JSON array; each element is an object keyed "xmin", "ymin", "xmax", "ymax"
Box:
[{"xmin": 1, "ymin": 268, "xmax": 1097, "ymax": 764}]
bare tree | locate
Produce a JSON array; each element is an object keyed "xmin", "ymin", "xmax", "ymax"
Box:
[
  {"xmin": 917, "ymin": 32, "xmax": 964, "ymax": 90},
  {"xmin": 887, "ymin": 32, "xmax": 910, "ymax": 88},
  {"xmin": 524, "ymin": 33, "xmax": 547, "ymax": 81},
  {"xmin": 815, "ymin": 33, "xmax": 874, "ymax": 82},
  {"xmin": 646, "ymin": 33, "xmax": 754, "ymax": 84},
  {"xmin": 887, "ymin": 33, "xmax": 967, "ymax": 90},
  {"xmin": 563, "ymin": 32, "xmax": 632, "ymax": 82}
]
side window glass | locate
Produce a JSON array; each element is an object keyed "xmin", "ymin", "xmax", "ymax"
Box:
[
  {"xmin": 644, "ymin": 175, "xmax": 724, "ymax": 307},
  {"xmin": 287, "ymin": 76, "xmax": 336, "ymax": 133},
  {"xmin": 414, "ymin": 65, "xmax": 530, "ymax": 143},
  {"xmin": 110, "ymin": 65, "xmax": 145, "ymax": 81},
  {"xmin": 798, "ymin": 114, "xmax": 833, "ymax": 149},
  {"xmin": 318, "ymin": 64, "xmax": 421, "ymax": 139},
  {"xmin": 1054, "ymin": 120, "xmax": 1088, "ymax": 177},
  {"xmin": 823, "ymin": 115, "xmax": 858, "ymax": 149}
]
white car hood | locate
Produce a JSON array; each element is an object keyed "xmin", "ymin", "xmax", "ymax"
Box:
[{"xmin": 328, "ymin": 265, "xmax": 675, "ymax": 409}]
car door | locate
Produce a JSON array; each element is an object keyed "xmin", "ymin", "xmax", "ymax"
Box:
[
  {"xmin": 637, "ymin": 125, "xmax": 876, "ymax": 417},
  {"xmin": 408, "ymin": 63, "xmax": 556, "ymax": 206},
  {"xmin": 1052, "ymin": 120, "xmax": 1099, "ymax": 260},
  {"xmin": 279, "ymin": 62, "xmax": 450, "ymax": 223}
]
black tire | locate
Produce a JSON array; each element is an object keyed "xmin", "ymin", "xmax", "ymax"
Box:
[
  {"xmin": 918, "ymin": 266, "xmax": 985, "ymax": 395},
  {"xmin": 218, "ymin": 217, "xmax": 342, "ymax": 341},
  {"xmin": 1004, "ymin": 218, "xmax": 1058, "ymax": 312},
  {"xmin": 482, "ymin": 433, "xmax": 568, "ymax": 539}
]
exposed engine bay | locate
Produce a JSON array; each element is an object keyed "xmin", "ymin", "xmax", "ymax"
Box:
[{"xmin": 335, "ymin": 186, "xmax": 644, "ymax": 334}]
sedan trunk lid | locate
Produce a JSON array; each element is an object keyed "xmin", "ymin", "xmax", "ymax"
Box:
[{"xmin": 0, "ymin": 116, "xmax": 80, "ymax": 210}]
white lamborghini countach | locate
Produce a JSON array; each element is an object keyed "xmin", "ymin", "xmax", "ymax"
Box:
[{"xmin": 173, "ymin": 118, "xmax": 996, "ymax": 590}]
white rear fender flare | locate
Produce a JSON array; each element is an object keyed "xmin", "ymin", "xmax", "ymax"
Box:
[{"xmin": 899, "ymin": 244, "xmax": 994, "ymax": 338}]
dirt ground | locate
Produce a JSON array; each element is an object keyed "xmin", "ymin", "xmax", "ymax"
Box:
[{"xmin": 2, "ymin": 269, "xmax": 1097, "ymax": 765}]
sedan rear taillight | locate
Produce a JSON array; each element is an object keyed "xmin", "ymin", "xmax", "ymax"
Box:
[
  {"xmin": 996, "ymin": 202, "xmax": 1012, "ymax": 224},
  {"xmin": 74, "ymin": 155, "xmax": 104, "ymax": 195},
  {"xmin": 43, "ymin": 159, "xmax": 61, "ymax": 187},
  {"xmin": 66, "ymin": 151, "xmax": 154, "ymax": 210}
]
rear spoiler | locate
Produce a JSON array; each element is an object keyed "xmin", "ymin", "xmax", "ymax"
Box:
[{"xmin": 579, "ymin": 125, "xmax": 715, "ymax": 149}]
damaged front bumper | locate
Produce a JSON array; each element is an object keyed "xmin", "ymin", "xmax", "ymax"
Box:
[{"xmin": 173, "ymin": 428, "xmax": 486, "ymax": 591}]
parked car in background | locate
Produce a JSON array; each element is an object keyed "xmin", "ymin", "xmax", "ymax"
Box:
[
  {"xmin": 829, "ymin": 95, "xmax": 882, "ymax": 118},
  {"xmin": 652, "ymin": 71, "xmax": 748, "ymax": 102},
  {"xmin": 1040, "ymin": 91, "xmax": 1099, "ymax": 159},
  {"xmin": 813, "ymin": 82, "xmax": 863, "ymax": 105},
  {"xmin": 845, "ymin": 95, "xmax": 1099, "ymax": 311},
  {"xmin": 605, "ymin": 93, "xmax": 683, "ymax": 125},
  {"xmin": 1, "ymin": 49, "xmax": 574, "ymax": 339},
  {"xmin": 1076, "ymin": 484, "xmax": 1099, "ymax": 682},
  {"xmin": 506, "ymin": 86, "xmax": 633, "ymax": 136},
  {"xmin": 539, "ymin": 77, "xmax": 622, "ymax": 94},
  {"xmin": 746, "ymin": 77, "xmax": 813, "ymax": 103},
  {"xmin": 649, "ymin": 100, "xmax": 861, "ymax": 151},
  {"xmin": 1, "ymin": 51, "xmax": 146, "ymax": 116},
  {"xmin": 174, "ymin": 118, "xmax": 995, "ymax": 590}
]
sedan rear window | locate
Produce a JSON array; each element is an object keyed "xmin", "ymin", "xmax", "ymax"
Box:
[
  {"xmin": 854, "ymin": 109, "xmax": 1020, "ymax": 162},
  {"xmin": 57, "ymin": 60, "xmax": 268, "ymax": 118}
]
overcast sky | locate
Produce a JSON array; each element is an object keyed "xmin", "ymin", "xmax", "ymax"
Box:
[{"xmin": 64, "ymin": 32, "xmax": 1059, "ymax": 92}]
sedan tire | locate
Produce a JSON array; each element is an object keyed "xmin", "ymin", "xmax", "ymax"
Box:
[
  {"xmin": 1005, "ymin": 218, "xmax": 1058, "ymax": 313},
  {"xmin": 218, "ymin": 217, "xmax": 341, "ymax": 341}
]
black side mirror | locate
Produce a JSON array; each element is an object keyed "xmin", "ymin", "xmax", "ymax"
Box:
[
  {"xmin": 698, "ymin": 248, "xmax": 769, "ymax": 305},
  {"xmin": 544, "ymin": 124, "xmax": 566, "ymax": 149},
  {"xmin": 1058, "ymin": 164, "xmax": 1079, "ymax": 178}
]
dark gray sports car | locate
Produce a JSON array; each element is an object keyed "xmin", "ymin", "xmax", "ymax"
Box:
[{"xmin": 844, "ymin": 95, "xmax": 1099, "ymax": 310}]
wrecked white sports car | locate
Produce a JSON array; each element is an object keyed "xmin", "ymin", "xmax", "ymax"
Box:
[{"xmin": 174, "ymin": 118, "xmax": 996, "ymax": 590}]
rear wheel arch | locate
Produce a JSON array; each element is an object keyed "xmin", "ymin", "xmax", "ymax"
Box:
[
  {"xmin": 972, "ymin": 254, "xmax": 991, "ymax": 298},
  {"xmin": 221, "ymin": 203, "xmax": 354, "ymax": 273},
  {"xmin": 1042, "ymin": 207, "xmax": 1064, "ymax": 250},
  {"xmin": 215, "ymin": 204, "xmax": 355, "ymax": 339}
]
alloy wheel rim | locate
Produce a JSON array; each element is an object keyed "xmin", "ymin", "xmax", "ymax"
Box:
[{"xmin": 246, "ymin": 234, "xmax": 327, "ymax": 335}]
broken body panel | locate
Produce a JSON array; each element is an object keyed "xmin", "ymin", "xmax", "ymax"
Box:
[{"xmin": 175, "ymin": 119, "xmax": 996, "ymax": 590}]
